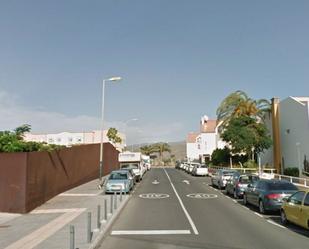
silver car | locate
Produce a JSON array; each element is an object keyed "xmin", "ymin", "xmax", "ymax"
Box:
[
  {"xmin": 211, "ymin": 169, "xmax": 235, "ymax": 189},
  {"xmin": 105, "ymin": 170, "xmax": 134, "ymax": 194}
]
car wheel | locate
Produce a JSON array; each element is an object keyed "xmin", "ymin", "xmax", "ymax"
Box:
[
  {"xmin": 233, "ymin": 190, "xmax": 238, "ymax": 199},
  {"xmin": 259, "ymin": 200, "xmax": 265, "ymax": 214},
  {"xmin": 243, "ymin": 194, "xmax": 248, "ymax": 205},
  {"xmin": 280, "ymin": 210, "xmax": 288, "ymax": 225}
]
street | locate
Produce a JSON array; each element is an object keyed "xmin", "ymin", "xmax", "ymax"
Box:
[{"xmin": 99, "ymin": 168, "xmax": 309, "ymax": 249}]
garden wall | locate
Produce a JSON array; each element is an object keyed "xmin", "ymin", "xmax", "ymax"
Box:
[{"xmin": 0, "ymin": 143, "xmax": 119, "ymax": 213}]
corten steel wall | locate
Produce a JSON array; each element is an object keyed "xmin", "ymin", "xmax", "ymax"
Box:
[
  {"xmin": 0, "ymin": 143, "xmax": 119, "ymax": 213},
  {"xmin": 0, "ymin": 153, "xmax": 28, "ymax": 213}
]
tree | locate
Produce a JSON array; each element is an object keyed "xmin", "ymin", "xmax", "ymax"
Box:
[
  {"xmin": 151, "ymin": 142, "xmax": 171, "ymax": 163},
  {"xmin": 107, "ymin": 128, "xmax": 122, "ymax": 144},
  {"xmin": 14, "ymin": 124, "xmax": 31, "ymax": 139},
  {"xmin": 0, "ymin": 125, "xmax": 64, "ymax": 153},
  {"xmin": 211, "ymin": 147, "xmax": 231, "ymax": 166},
  {"xmin": 140, "ymin": 145, "xmax": 154, "ymax": 155},
  {"xmin": 216, "ymin": 90, "xmax": 270, "ymax": 131},
  {"xmin": 221, "ymin": 116, "xmax": 272, "ymax": 157}
]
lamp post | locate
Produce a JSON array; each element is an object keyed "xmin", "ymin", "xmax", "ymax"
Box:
[
  {"xmin": 296, "ymin": 142, "xmax": 301, "ymax": 177},
  {"xmin": 99, "ymin": 77, "xmax": 122, "ymax": 185}
]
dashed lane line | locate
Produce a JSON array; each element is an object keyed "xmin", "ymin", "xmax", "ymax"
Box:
[
  {"xmin": 111, "ymin": 230, "xmax": 191, "ymax": 235},
  {"xmin": 254, "ymin": 212, "xmax": 264, "ymax": 218},
  {"xmin": 164, "ymin": 168, "xmax": 199, "ymax": 235},
  {"xmin": 267, "ymin": 220, "xmax": 287, "ymax": 229}
]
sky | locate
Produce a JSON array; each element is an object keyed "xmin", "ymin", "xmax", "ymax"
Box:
[{"xmin": 0, "ymin": 0, "xmax": 309, "ymax": 144}]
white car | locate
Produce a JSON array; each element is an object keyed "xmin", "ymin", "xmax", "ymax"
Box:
[
  {"xmin": 187, "ymin": 163, "xmax": 195, "ymax": 173},
  {"xmin": 192, "ymin": 164, "xmax": 208, "ymax": 176},
  {"xmin": 211, "ymin": 169, "xmax": 235, "ymax": 189}
]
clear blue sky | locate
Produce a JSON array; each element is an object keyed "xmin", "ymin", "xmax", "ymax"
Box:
[{"xmin": 0, "ymin": 0, "xmax": 309, "ymax": 144}]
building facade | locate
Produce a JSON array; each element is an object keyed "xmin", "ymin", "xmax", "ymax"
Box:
[
  {"xmin": 24, "ymin": 130, "xmax": 126, "ymax": 151},
  {"xmin": 186, "ymin": 115, "xmax": 225, "ymax": 162},
  {"xmin": 261, "ymin": 97, "xmax": 309, "ymax": 174}
]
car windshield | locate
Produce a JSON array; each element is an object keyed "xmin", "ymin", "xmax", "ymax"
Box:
[
  {"xmin": 222, "ymin": 171, "xmax": 234, "ymax": 176},
  {"xmin": 266, "ymin": 182, "xmax": 298, "ymax": 190},
  {"xmin": 121, "ymin": 164, "xmax": 138, "ymax": 169},
  {"xmin": 109, "ymin": 172, "xmax": 128, "ymax": 180}
]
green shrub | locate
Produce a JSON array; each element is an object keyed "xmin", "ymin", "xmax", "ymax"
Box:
[
  {"xmin": 0, "ymin": 125, "xmax": 65, "ymax": 153},
  {"xmin": 243, "ymin": 160, "xmax": 257, "ymax": 168},
  {"xmin": 283, "ymin": 167, "xmax": 299, "ymax": 177},
  {"xmin": 211, "ymin": 147, "xmax": 230, "ymax": 166}
]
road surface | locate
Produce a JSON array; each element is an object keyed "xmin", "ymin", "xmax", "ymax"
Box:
[{"xmin": 98, "ymin": 168, "xmax": 309, "ymax": 249}]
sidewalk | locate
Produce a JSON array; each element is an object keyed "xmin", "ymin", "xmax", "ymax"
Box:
[{"xmin": 0, "ymin": 178, "xmax": 130, "ymax": 249}]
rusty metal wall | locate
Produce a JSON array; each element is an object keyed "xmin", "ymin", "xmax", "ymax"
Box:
[
  {"xmin": 0, "ymin": 143, "xmax": 119, "ymax": 213},
  {"xmin": 0, "ymin": 153, "xmax": 28, "ymax": 213}
]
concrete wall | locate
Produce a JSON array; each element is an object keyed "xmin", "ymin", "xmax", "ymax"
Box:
[
  {"xmin": 0, "ymin": 143, "xmax": 119, "ymax": 213},
  {"xmin": 280, "ymin": 97, "xmax": 309, "ymax": 170}
]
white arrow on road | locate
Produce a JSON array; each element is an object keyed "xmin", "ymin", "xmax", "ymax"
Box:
[
  {"xmin": 152, "ymin": 180, "xmax": 160, "ymax": 185},
  {"xmin": 182, "ymin": 180, "xmax": 190, "ymax": 185}
]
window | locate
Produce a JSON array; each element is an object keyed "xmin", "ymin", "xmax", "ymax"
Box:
[
  {"xmin": 266, "ymin": 182, "xmax": 298, "ymax": 191},
  {"xmin": 57, "ymin": 138, "xmax": 61, "ymax": 142},
  {"xmin": 48, "ymin": 138, "xmax": 54, "ymax": 143},
  {"xmin": 68, "ymin": 137, "xmax": 73, "ymax": 142},
  {"xmin": 289, "ymin": 192, "xmax": 305, "ymax": 205},
  {"xmin": 303, "ymin": 193, "xmax": 309, "ymax": 206}
]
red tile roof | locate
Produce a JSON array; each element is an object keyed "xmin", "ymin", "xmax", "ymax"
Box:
[
  {"xmin": 186, "ymin": 132, "xmax": 199, "ymax": 143},
  {"xmin": 200, "ymin": 119, "xmax": 217, "ymax": 133}
]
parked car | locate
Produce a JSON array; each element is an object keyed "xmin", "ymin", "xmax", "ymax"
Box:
[
  {"xmin": 211, "ymin": 169, "xmax": 235, "ymax": 189},
  {"xmin": 105, "ymin": 170, "xmax": 134, "ymax": 194},
  {"xmin": 280, "ymin": 190, "xmax": 309, "ymax": 230},
  {"xmin": 119, "ymin": 167, "xmax": 137, "ymax": 185},
  {"xmin": 243, "ymin": 179, "xmax": 298, "ymax": 214},
  {"xmin": 192, "ymin": 164, "xmax": 208, "ymax": 176},
  {"xmin": 119, "ymin": 164, "xmax": 139, "ymax": 183},
  {"xmin": 226, "ymin": 173, "xmax": 259, "ymax": 199},
  {"xmin": 187, "ymin": 163, "xmax": 196, "ymax": 174}
]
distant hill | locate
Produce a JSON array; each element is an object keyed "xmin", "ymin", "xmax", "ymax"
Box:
[{"xmin": 130, "ymin": 141, "xmax": 186, "ymax": 161}]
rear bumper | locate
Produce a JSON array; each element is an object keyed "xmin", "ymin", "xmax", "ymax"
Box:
[{"xmin": 264, "ymin": 200, "xmax": 283, "ymax": 211}]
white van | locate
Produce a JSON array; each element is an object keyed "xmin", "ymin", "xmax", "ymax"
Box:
[{"xmin": 119, "ymin": 152, "xmax": 144, "ymax": 182}]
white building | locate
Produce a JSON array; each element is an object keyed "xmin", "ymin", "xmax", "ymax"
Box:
[
  {"xmin": 24, "ymin": 130, "xmax": 126, "ymax": 151},
  {"xmin": 261, "ymin": 97, "xmax": 309, "ymax": 174},
  {"xmin": 186, "ymin": 115, "xmax": 225, "ymax": 162}
]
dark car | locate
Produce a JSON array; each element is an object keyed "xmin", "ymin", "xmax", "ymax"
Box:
[
  {"xmin": 243, "ymin": 179, "xmax": 298, "ymax": 214},
  {"xmin": 226, "ymin": 173, "xmax": 259, "ymax": 199}
]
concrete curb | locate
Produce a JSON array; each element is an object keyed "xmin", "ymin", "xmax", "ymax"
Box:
[{"xmin": 88, "ymin": 194, "xmax": 132, "ymax": 249}]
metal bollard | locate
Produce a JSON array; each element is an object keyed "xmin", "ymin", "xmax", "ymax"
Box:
[
  {"xmin": 114, "ymin": 192, "xmax": 118, "ymax": 210},
  {"xmin": 70, "ymin": 225, "xmax": 75, "ymax": 249},
  {"xmin": 97, "ymin": 205, "xmax": 101, "ymax": 229},
  {"xmin": 87, "ymin": 212, "xmax": 92, "ymax": 243},
  {"xmin": 104, "ymin": 199, "xmax": 108, "ymax": 220},
  {"xmin": 120, "ymin": 187, "xmax": 123, "ymax": 202},
  {"xmin": 110, "ymin": 194, "xmax": 114, "ymax": 214}
]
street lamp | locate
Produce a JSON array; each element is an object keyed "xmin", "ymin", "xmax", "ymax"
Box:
[
  {"xmin": 123, "ymin": 118, "xmax": 138, "ymax": 151},
  {"xmin": 296, "ymin": 142, "xmax": 301, "ymax": 177},
  {"xmin": 99, "ymin": 76, "xmax": 122, "ymax": 185}
]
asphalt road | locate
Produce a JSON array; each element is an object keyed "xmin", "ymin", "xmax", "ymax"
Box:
[{"xmin": 98, "ymin": 168, "xmax": 309, "ymax": 249}]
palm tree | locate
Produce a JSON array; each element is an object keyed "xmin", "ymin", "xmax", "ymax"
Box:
[
  {"xmin": 152, "ymin": 143, "xmax": 171, "ymax": 164},
  {"xmin": 216, "ymin": 90, "xmax": 270, "ymax": 131}
]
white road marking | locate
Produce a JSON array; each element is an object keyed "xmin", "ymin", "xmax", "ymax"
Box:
[
  {"xmin": 233, "ymin": 200, "xmax": 238, "ymax": 203},
  {"xmin": 4, "ymin": 208, "xmax": 86, "ymax": 249},
  {"xmin": 152, "ymin": 180, "xmax": 160, "ymax": 185},
  {"xmin": 164, "ymin": 169, "xmax": 199, "ymax": 235},
  {"xmin": 187, "ymin": 193, "xmax": 218, "ymax": 199},
  {"xmin": 139, "ymin": 193, "xmax": 170, "ymax": 199},
  {"xmin": 254, "ymin": 212, "xmax": 264, "ymax": 218},
  {"xmin": 59, "ymin": 193, "xmax": 100, "ymax": 197},
  {"xmin": 182, "ymin": 180, "xmax": 190, "ymax": 185},
  {"xmin": 111, "ymin": 230, "xmax": 191, "ymax": 235},
  {"xmin": 267, "ymin": 220, "xmax": 286, "ymax": 229}
]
